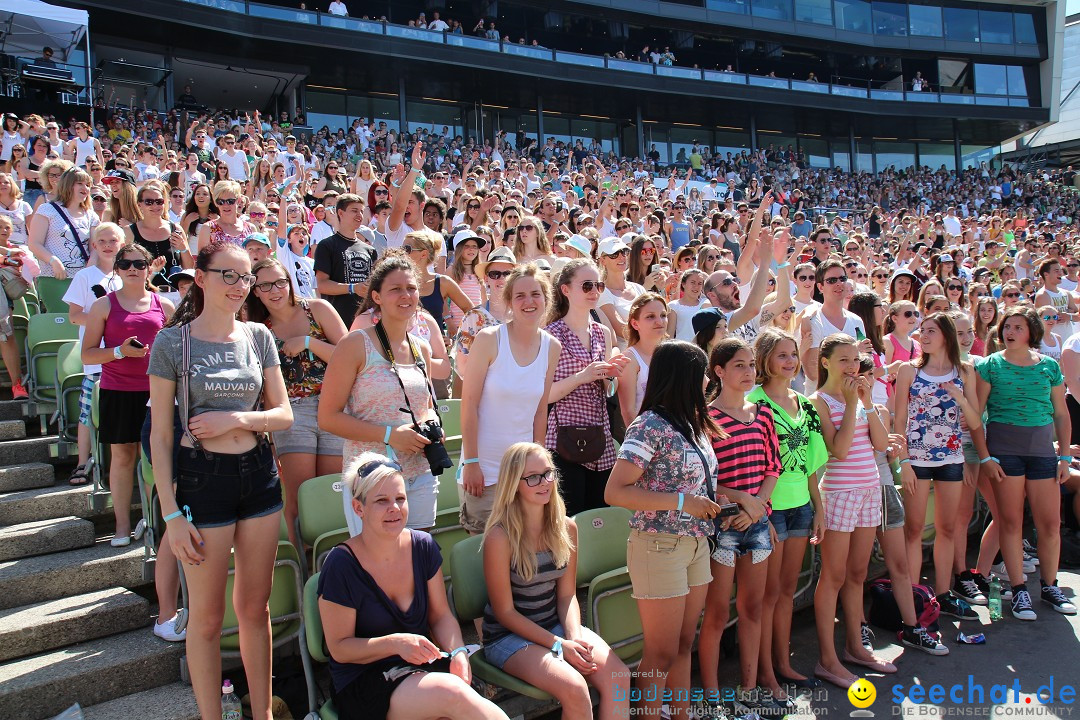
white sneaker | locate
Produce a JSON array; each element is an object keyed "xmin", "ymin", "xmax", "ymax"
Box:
[
  {"xmin": 992, "ymin": 561, "xmax": 1029, "ymax": 582},
  {"xmin": 153, "ymin": 612, "xmax": 187, "ymax": 642}
]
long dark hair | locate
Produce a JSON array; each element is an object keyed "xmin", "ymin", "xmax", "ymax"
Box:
[
  {"xmin": 245, "ymin": 257, "xmax": 297, "ymax": 324},
  {"xmin": 166, "ymin": 240, "xmax": 246, "ymax": 327},
  {"xmin": 848, "ymin": 291, "xmax": 885, "ymax": 355},
  {"xmin": 184, "ymin": 182, "xmax": 218, "ymax": 216},
  {"xmin": 547, "ymin": 258, "xmax": 595, "ymax": 325},
  {"xmin": 916, "ymin": 312, "xmax": 962, "ymax": 370},
  {"xmin": 627, "ymin": 235, "xmax": 652, "ymax": 285},
  {"xmin": 707, "ymin": 337, "xmax": 751, "ymax": 401},
  {"xmin": 639, "ymin": 340, "xmax": 721, "ymax": 440}
]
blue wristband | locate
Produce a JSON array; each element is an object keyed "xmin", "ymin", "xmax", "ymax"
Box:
[
  {"xmin": 777, "ymin": 261, "xmax": 791, "ymax": 269},
  {"xmin": 1059, "ymin": 456, "xmax": 1073, "ymax": 462},
  {"xmin": 449, "ymin": 646, "xmax": 468, "ymax": 658},
  {"xmin": 457, "ymin": 457, "xmax": 479, "ymax": 482},
  {"xmin": 384, "ymin": 425, "xmax": 392, "ymax": 444},
  {"xmin": 348, "ymin": 283, "xmax": 354, "ymax": 295},
  {"xmin": 163, "ymin": 510, "xmax": 184, "ymax": 522},
  {"xmin": 677, "ymin": 492, "xmax": 684, "ymax": 513},
  {"xmin": 898, "ymin": 458, "xmax": 911, "ymax": 466},
  {"xmin": 979, "ymin": 456, "xmax": 998, "ymax": 465}
]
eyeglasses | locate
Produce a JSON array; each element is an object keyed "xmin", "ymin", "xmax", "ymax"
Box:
[
  {"xmin": 217, "ymin": 197, "xmax": 239, "ymax": 206},
  {"xmin": 486, "ymin": 270, "xmax": 513, "ymax": 280},
  {"xmin": 205, "ymin": 268, "xmax": 257, "ymax": 286},
  {"xmin": 1042, "ymin": 314, "xmax": 1059, "ymax": 322},
  {"xmin": 856, "ymin": 272, "xmax": 868, "ymax": 280},
  {"xmin": 1069, "ymin": 264, "xmax": 1080, "ymax": 269},
  {"xmin": 171, "ymin": 194, "xmax": 185, "ymax": 200},
  {"xmin": 521, "ymin": 469, "xmax": 555, "ymax": 487},
  {"xmin": 1004, "ymin": 292, "xmax": 1021, "ymax": 299},
  {"xmin": 254, "ymin": 278, "xmax": 291, "ymax": 293},
  {"xmin": 579, "ymin": 281, "xmax": 606, "ymax": 293},
  {"xmin": 795, "ymin": 274, "xmax": 815, "ymax": 282},
  {"xmin": 604, "ymin": 249, "xmax": 630, "ymax": 258},
  {"xmin": 822, "ymin": 275, "xmax": 848, "ymax": 285},
  {"xmin": 787, "ymin": 305, "xmax": 797, "ymax": 313},
  {"xmin": 504, "ymin": 214, "xmax": 519, "ymax": 221},
  {"xmin": 91, "ymin": 196, "xmax": 107, "ymax": 202},
  {"xmin": 402, "ymin": 244, "xmax": 421, "ymax": 254},
  {"xmin": 706, "ymin": 255, "xmax": 719, "ymax": 262},
  {"xmin": 140, "ymin": 198, "xmax": 165, "ymax": 207},
  {"xmin": 116, "ymin": 259, "xmax": 148, "ymax": 271},
  {"xmin": 520, "ymin": 225, "xmax": 537, "ymax": 233},
  {"xmin": 900, "ymin": 310, "xmax": 921, "ymax": 319}
]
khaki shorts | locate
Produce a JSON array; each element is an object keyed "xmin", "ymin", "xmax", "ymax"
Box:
[
  {"xmin": 458, "ymin": 482, "xmax": 498, "ymax": 534},
  {"xmin": 627, "ymin": 530, "xmax": 712, "ymax": 600}
]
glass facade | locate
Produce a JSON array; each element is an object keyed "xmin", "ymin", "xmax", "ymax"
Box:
[
  {"xmin": 752, "ymin": 0, "xmax": 793, "ymax": 20},
  {"xmin": 835, "ymin": 0, "xmax": 872, "ymax": 32},
  {"xmin": 979, "ymin": 10, "xmax": 1013, "ymax": 44},
  {"xmin": 918, "ymin": 143, "xmax": 956, "ymax": 171},
  {"xmin": 943, "ymin": 7, "xmax": 980, "ymax": 41},
  {"xmin": 872, "ymin": 1, "xmax": 908, "ymax": 36},
  {"xmin": 908, "ymin": 5, "xmax": 942, "ymax": 37},
  {"xmin": 795, "ymin": 0, "xmax": 833, "ymax": 24}
]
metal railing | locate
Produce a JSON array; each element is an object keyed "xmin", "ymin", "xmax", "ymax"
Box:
[{"xmin": 179, "ymin": 0, "xmax": 1038, "ymax": 109}]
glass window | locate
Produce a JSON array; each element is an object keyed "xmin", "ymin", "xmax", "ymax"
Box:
[
  {"xmin": 831, "ymin": 143, "xmax": 851, "ymax": 171},
  {"xmin": 918, "ymin": 144, "xmax": 956, "ymax": 172},
  {"xmin": 706, "ymin": 0, "xmax": 750, "ymax": 14},
  {"xmin": 795, "ymin": 0, "xmax": 832, "ymax": 24},
  {"xmin": 908, "ymin": 5, "xmax": 942, "ymax": 37},
  {"xmin": 857, "ymin": 141, "xmax": 874, "ymax": 172},
  {"xmin": 715, "ymin": 130, "xmax": 751, "ymax": 158},
  {"xmin": 305, "ymin": 91, "xmax": 347, "ymax": 136},
  {"xmin": 1007, "ymin": 66, "xmax": 1027, "ymax": 96},
  {"xmin": 800, "ymin": 138, "xmax": 830, "ymax": 168},
  {"xmin": 979, "ymin": 10, "xmax": 1013, "ymax": 44},
  {"xmin": 1015, "ymin": 13, "xmax": 1038, "ymax": 44},
  {"xmin": 974, "ymin": 64, "xmax": 1008, "ymax": 95},
  {"xmin": 961, "ymin": 144, "xmax": 994, "ymax": 170},
  {"xmin": 645, "ymin": 126, "xmax": 670, "ymax": 163},
  {"xmin": 543, "ymin": 115, "xmax": 571, "ymax": 148},
  {"xmin": 346, "ymin": 96, "xmax": 398, "ymax": 129},
  {"xmin": 752, "ymin": 0, "xmax": 792, "ymax": 20},
  {"xmin": 873, "ymin": 2, "xmax": 907, "ymax": 35},
  {"xmin": 944, "ymin": 7, "xmax": 979, "ymax": 41},
  {"xmin": 835, "ymin": 0, "xmax": 872, "ymax": 32},
  {"xmin": 875, "ymin": 141, "xmax": 915, "ymax": 171},
  {"xmin": 406, "ymin": 101, "xmax": 463, "ymax": 140}
]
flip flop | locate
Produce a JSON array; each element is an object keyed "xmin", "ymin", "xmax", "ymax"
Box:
[
  {"xmin": 69, "ymin": 463, "xmax": 90, "ymax": 486},
  {"xmin": 842, "ymin": 649, "xmax": 898, "ymax": 674},
  {"xmin": 814, "ymin": 663, "xmax": 857, "ymax": 689}
]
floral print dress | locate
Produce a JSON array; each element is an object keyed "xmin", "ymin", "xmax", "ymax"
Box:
[{"xmin": 906, "ymin": 368, "xmax": 965, "ymax": 467}]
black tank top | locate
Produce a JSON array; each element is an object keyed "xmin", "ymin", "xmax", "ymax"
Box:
[
  {"xmin": 420, "ymin": 275, "xmax": 446, "ymax": 332},
  {"xmin": 131, "ymin": 221, "xmax": 178, "ymax": 262},
  {"xmin": 25, "ymin": 159, "xmax": 42, "ymax": 191}
]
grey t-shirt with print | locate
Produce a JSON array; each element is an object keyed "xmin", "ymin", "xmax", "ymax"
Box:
[{"xmin": 147, "ymin": 322, "xmax": 280, "ymax": 417}]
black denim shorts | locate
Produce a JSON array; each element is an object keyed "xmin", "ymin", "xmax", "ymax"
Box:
[{"xmin": 174, "ymin": 438, "xmax": 283, "ymax": 528}]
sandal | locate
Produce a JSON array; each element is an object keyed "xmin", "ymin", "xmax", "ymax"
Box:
[{"xmin": 69, "ymin": 463, "xmax": 90, "ymax": 486}]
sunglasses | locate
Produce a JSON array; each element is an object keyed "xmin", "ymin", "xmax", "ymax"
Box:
[
  {"xmin": 1068, "ymin": 264, "xmax": 1080, "ymax": 269},
  {"xmin": 486, "ymin": 270, "xmax": 513, "ymax": 280},
  {"xmin": 604, "ymin": 249, "xmax": 630, "ymax": 258},
  {"xmin": 92, "ymin": 196, "xmax": 107, "ymax": 202},
  {"xmin": 217, "ymin": 197, "xmax": 239, "ymax": 206},
  {"xmin": 205, "ymin": 268, "xmax": 257, "ymax": 286},
  {"xmin": 1042, "ymin": 314, "xmax": 1059, "ymax": 322},
  {"xmin": 822, "ymin": 275, "xmax": 848, "ymax": 285},
  {"xmin": 641, "ymin": 247, "xmax": 655, "ymax": 254},
  {"xmin": 521, "ymin": 469, "xmax": 555, "ymax": 487},
  {"xmin": 947, "ymin": 284, "xmax": 963, "ymax": 291},
  {"xmin": 720, "ymin": 277, "xmax": 740, "ymax": 286},
  {"xmin": 116, "ymin": 259, "xmax": 148, "ymax": 271},
  {"xmin": 374, "ymin": 188, "xmax": 389, "ymax": 195},
  {"xmin": 795, "ymin": 274, "xmax": 816, "ymax": 282},
  {"xmin": 899, "ymin": 310, "xmax": 921, "ymax": 319},
  {"xmin": 402, "ymin": 244, "xmax": 422, "ymax": 253},
  {"xmin": 254, "ymin": 278, "xmax": 291, "ymax": 293},
  {"xmin": 706, "ymin": 255, "xmax": 719, "ymax": 262},
  {"xmin": 249, "ymin": 212, "xmax": 266, "ymax": 219},
  {"xmin": 786, "ymin": 305, "xmax": 797, "ymax": 313},
  {"xmin": 467, "ymin": 204, "xmax": 481, "ymax": 210},
  {"xmin": 141, "ymin": 198, "xmax": 165, "ymax": 206},
  {"xmin": 872, "ymin": 273, "xmax": 888, "ymax": 280},
  {"xmin": 580, "ymin": 281, "xmax": 606, "ymax": 293},
  {"xmin": 1004, "ymin": 292, "xmax": 1021, "ymax": 299}
]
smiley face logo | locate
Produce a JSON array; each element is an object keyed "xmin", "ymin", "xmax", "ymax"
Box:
[{"xmin": 848, "ymin": 678, "xmax": 877, "ymax": 709}]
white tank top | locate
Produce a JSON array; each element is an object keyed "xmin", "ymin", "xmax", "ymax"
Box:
[
  {"xmin": 73, "ymin": 136, "xmax": 96, "ymax": 167},
  {"xmin": 475, "ymin": 325, "xmax": 552, "ymax": 486},
  {"xmin": 48, "ymin": 139, "xmax": 64, "ymax": 157},
  {"xmin": 626, "ymin": 345, "xmax": 649, "ymax": 415},
  {"xmin": 1044, "ymin": 289, "xmax": 1075, "ymax": 341},
  {"xmin": 670, "ymin": 298, "xmax": 707, "ymax": 341}
]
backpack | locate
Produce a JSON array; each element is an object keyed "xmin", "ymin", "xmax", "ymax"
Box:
[{"xmin": 868, "ymin": 578, "xmax": 941, "ymax": 634}]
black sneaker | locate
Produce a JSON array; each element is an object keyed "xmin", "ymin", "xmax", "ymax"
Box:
[
  {"xmin": 1011, "ymin": 587, "xmax": 1038, "ymax": 621},
  {"xmin": 953, "ymin": 571, "xmax": 989, "ymax": 606},
  {"xmin": 1041, "ymin": 581, "xmax": 1077, "ymax": 615},
  {"xmin": 901, "ymin": 625, "xmax": 949, "ymax": 656},
  {"xmin": 939, "ymin": 593, "xmax": 978, "ymax": 620},
  {"xmin": 861, "ymin": 622, "xmax": 875, "ymax": 651}
]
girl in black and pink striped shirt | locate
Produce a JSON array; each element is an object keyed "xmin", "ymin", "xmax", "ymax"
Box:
[{"xmin": 697, "ymin": 338, "xmax": 786, "ymax": 714}]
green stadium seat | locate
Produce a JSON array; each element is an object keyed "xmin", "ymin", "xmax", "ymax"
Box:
[
  {"xmin": 303, "ymin": 573, "xmax": 340, "ymax": 720},
  {"xmin": 25, "ymin": 313, "xmax": 79, "ymax": 429},
  {"xmin": 295, "ymin": 473, "xmax": 349, "ymax": 576},
  {"xmin": 436, "ymin": 398, "xmax": 461, "ymax": 452},
  {"xmin": 34, "ymin": 276, "xmax": 72, "ymax": 314},
  {"xmin": 51, "ymin": 340, "xmax": 83, "ymax": 458}
]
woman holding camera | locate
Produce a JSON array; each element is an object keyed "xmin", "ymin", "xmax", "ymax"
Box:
[{"xmin": 321, "ymin": 256, "xmax": 445, "ymax": 533}]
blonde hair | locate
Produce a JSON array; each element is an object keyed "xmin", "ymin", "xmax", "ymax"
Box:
[
  {"xmin": 37, "ymin": 158, "xmax": 72, "ymax": 195},
  {"xmin": 91, "ymin": 221, "xmax": 125, "ymax": 245},
  {"xmin": 404, "ymin": 230, "xmax": 437, "ymax": 264},
  {"xmin": 502, "ymin": 262, "xmax": 551, "ymax": 310},
  {"xmin": 56, "ymin": 167, "xmax": 94, "ymax": 211},
  {"xmin": 0, "ymin": 172, "xmax": 22, "ymax": 201},
  {"xmin": 211, "ymin": 180, "xmax": 243, "ymax": 202},
  {"xmin": 483, "ymin": 443, "xmax": 573, "ymax": 582},
  {"xmin": 344, "ymin": 452, "xmax": 404, "ymax": 505},
  {"xmin": 754, "ymin": 327, "xmax": 800, "ymax": 384}
]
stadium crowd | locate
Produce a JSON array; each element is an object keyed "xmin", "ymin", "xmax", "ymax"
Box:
[{"xmin": 2, "ymin": 103, "xmax": 1080, "ymax": 720}]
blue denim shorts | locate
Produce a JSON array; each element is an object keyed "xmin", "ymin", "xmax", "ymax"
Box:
[
  {"xmin": 175, "ymin": 438, "xmax": 283, "ymax": 528},
  {"xmin": 712, "ymin": 515, "xmax": 772, "ymax": 567},
  {"xmin": 996, "ymin": 454, "xmax": 1058, "ymax": 480},
  {"xmin": 912, "ymin": 462, "xmax": 965, "ymax": 482},
  {"xmin": 768, "ymin": 502, "xmax": 813, "ymax": 542},
  {"xmin": 484, "ymin": 623, "xmax": 565, "ymax": 669}
]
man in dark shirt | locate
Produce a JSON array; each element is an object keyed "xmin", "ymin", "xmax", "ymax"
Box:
[{"xmin": 314, "ymin": 193, "xmax": 377, "ymax": 327}]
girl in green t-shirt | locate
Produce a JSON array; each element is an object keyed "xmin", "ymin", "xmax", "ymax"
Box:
[
  {"xmin": 749, "ymin": 329, "xmax": 827, "ymax": 697},
  {"xmin": 975, "ymin": 305, "xmax": 1075, "ymax": 620}
]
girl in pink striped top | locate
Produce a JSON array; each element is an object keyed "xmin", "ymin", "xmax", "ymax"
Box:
[{"xmin": 809, "ymin": 333, "xmax": 892, "ymax": 689}]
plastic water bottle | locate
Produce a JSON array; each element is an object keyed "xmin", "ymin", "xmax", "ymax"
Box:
[
  {"xmin": 989, "ymin": 576, "xmax": 1002, "ymax": 621},
  {"xmin": 221, "ymin": 680, "xmax": 242, "ymax": 720}
]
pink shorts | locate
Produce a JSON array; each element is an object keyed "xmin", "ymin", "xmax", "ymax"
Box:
[{"xmin": 822, "ymin": 487, "xmax": 881, "ymax": 532}]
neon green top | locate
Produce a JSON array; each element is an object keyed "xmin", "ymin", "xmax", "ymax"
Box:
[{"xmin": 747, "ymin": 386, "xmax": 828, "ymax": 511}]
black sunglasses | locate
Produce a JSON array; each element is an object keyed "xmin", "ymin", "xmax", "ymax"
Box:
[
  {"xmin": 141, "ymin": 198, "xmax": 165, "ymax": 206},
  {"xmin": 486, "ymin": 270, "xmax": 513, "ymax": 280},
  {"xmin": 217, "ymin": 197, "xmax": 239, "ymax": 206},
  {"xmin": 822, "ymin": 275, "xmax": 847, "ymax": 285},
  {"xmin": 579, "ymin": 281, "xmax": 606, "ymax": 293},
  {"xmin": 116, "ymin": 259, "xmax": 148, "ymax": 271}
]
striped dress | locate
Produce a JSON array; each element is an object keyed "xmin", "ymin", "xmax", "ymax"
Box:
[
  {"xmin": 818, "ymin": 392, "xmax": 880, "ymax": 491},
  {"xmin": 482, "ymin": 548, "xmax": 566, "ymax": 645}
]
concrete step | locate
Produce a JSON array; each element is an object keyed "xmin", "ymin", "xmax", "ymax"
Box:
[
  {"xmin": 0, "ymin": 588, "xmax": 149, "ymax": 662},
  {"xmin": 0, "ymin": 628, "xmax": 184, "ymax": 720},
  {"xmin": 0, "ymin": 540, "xmax": 146, "ymax": 611},
  {"xmin": 81, "ymin": 682, "xmax": 200, "ymax": 720},
  {"xmin": 0, "ymin": 419, "xmax": 27, "ymax": 441},
  {"xmin": 0, "ymin": 462, "xmax": 55, "ymax": 493},
  {"xmin": 0, "ymin": 435, "xmax": 56, "ymax": 467},
  {"xmin": 0, "ymin": 481, "xmax": 95, "ymax": 525},
  {"xmin": 0, "ymin": 516, "xmax": 95, "ymax": 561},
  {"xmin": 0, "ymin": 399, "xmax": 27, "ymax": 422}
]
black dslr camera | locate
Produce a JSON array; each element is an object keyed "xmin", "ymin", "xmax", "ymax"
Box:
[{"xmin": 416, "ymin": 419, "xmax": 453, "ymax": 476}]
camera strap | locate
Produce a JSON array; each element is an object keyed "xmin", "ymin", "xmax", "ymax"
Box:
[{"xmin": 373, "ymin": 320, "xmax": 442, "ymax": 433}]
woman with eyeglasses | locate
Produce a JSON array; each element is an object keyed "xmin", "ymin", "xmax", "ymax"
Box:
[
  {"xmin": 28, "ymin": 167, "xmax": 98, "ymax": 279},
  {"xmin": 149, "ymin": 239, "xmax": 291, "ymax": 719},
  {"xmin": 943, "ymin": 278, "xmax": 967, "ymax": 311},
  {"xmin": 30, "ymin": 157, "xmax": 71, "ymax": 211},
  {"xmin": 481, "ymin": 442, "xmax": 629, "ymax": 717},
  {"xmin": 514, "ymin": 216, "xmax": 556, "ymax": 265},
  {"xmin": 999, "ymin": 281, "xmax": 1024, "ymax": 311},
  {"xmin": 596, "ymin": 236, "xmax": 647, "ymax": 349},
  {"xmin": 245, "ymin": 257, "xmax": 347, "ymax": 545},
  {"xmin": 366, "ymin": 180, "xmax": 390, "ymax": 221},
  {"xmin": 197, "ymin": 181, "xmax": 255, "ymax": 253},
  {"xmin": 696, "ymin": 244, "xmax": 721, "ymax": 275},
  {"xmin": 123, "ymin": 180, "xmax": 193, "ymax": 283},
  {"xmin": 627, "ymin": 235, "xmax": 656, "ymax": 287},
  {"xmin": 545, "ymin": 259, "xmax": 629, "ymax": 515},
  {"xmin": 83, "ymin": 243, "xmax": 174, "ymax": 547},
  {"xmin": 883, "ymin": 301, "xmax": 921, "ymax": 368}
]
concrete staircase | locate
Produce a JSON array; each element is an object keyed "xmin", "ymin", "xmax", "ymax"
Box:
[{"xmin": 0, "ymin": 399, "xmax": 199, "ymax": 719}]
